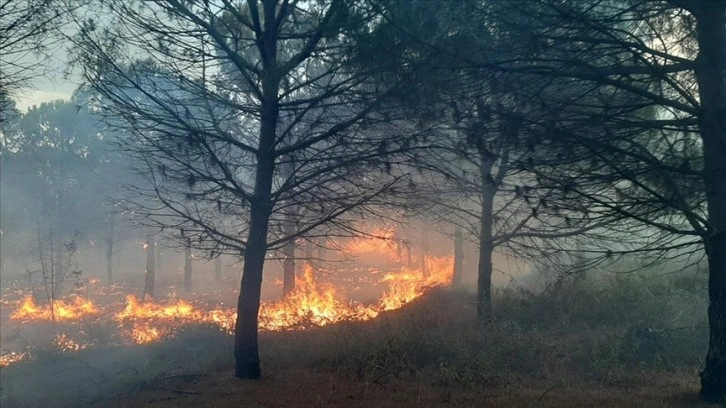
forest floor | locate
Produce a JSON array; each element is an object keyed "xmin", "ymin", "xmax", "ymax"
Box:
[
  {"xmin": 2, "ymin": 276, "xmax": 722, "ymax": 407},
  {"xmin": 94, "ymin": 280, "xmax": 718, "ymax": 408},
  {"xmin": 91, "ymin": 368, "xmax": 710, "ymax": 408}
]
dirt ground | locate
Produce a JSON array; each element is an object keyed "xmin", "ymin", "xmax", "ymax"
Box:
[{"xmin": 91, "ymin": 368, "xmax": 716, "ymax": 408}]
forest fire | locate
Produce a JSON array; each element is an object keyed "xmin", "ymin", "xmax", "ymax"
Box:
[
  {"xmin": 10, "ymin": 295, "xmax": 99, "ymax": 322},
  {"xmin": 2, "ymin": 253, "xmax": 454, "ymax": 368},
  {"xmin": 258, "ymin": 264, "xmax": 379, "ymax": 330},
  {"xmin": 0, "ymin": 352, "xmax": 29, "ymax": 368},
  {"xmin": 342, "ymin": 227, "xmax": 403, "ymax": 261},
  {"xmin": 115, "ymin": 295, "xmax": 206, "ymax": 343},
  {"xmin": 379, "ymin": 256, "xmax": 455, "ymax": 310}
]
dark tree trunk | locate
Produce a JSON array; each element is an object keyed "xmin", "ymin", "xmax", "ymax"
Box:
[
  {"xmin": 184, "ymin": 244, "xmax": 192, "ymax": 292},
  {"xmin": 105, "ymin": 215, "xmax": 114, "ymax": 283},
  {"xmin": 215, "ymin": 255, "xmax": 222, "ymax": 282},
  {"xmin": 691, "ymin": 1, "xmax": 726, "ymax": 402},
  {"xmin": 234, "ymin": 203, "xmax": 270, "ymax": 379},
  {"xmin": 452, "ymin": 226, "xmax": 464, "ymax": 287},
  {"xmin": 234, "ymin": 21, "xmax": 279, "ymax": 376},
  {"xmin": 143, "ymin": 234, "xmax": 155, "ymax": 299},
  {"xmin": 234, "ymin": 159, "xmax": 275, "ymax": 379},
  {"xmin": 477, "ymin": 154, "xmax": 496, "ymax": 320}
]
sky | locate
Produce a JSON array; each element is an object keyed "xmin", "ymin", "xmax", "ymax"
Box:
[
  {"xmin": 15, "ymin": 83, "xmax": 77, "ymax": 112},
  {"xmin": 2, "ymin": 20, "xmax": 81, "ymax": 113},
  {"xmin": 10, "ymin": 55, "xmax": 80, "ymax": 112}
]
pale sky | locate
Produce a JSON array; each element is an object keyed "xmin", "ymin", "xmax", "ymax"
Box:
[
  {"xmin": 4, "ymin": 25, "xmax": 81, "ymax": 112},
  {"xmin": 15, "ymin": 83, "xmax": 77, "ymax": 112}
]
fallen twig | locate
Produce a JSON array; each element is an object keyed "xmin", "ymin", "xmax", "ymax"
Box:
[{"xmin": 538, "ymin": 383, "xmax": 561, "ymax": 401}]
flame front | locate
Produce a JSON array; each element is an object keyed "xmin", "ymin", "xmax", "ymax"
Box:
[
  {"xmin": 259, "ymin": 264, "xmax": 379, "ymax": 330},
  {"xmin": 115, "ymin": 295, "xmax": 206, "ymax": 343},
  {"xmin": 379, "ymin": 256, "xmax": 455, "ymax": 310},
  {"xmin": 10, "ymin": 295, "xmax": 99, "ymax": 321},
  {"xmin": 4, "ymin": 251, "xmax": 455, "ymax": 367}
]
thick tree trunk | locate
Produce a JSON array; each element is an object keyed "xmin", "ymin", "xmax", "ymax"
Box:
[
  {"xmin": 105, "ymin": 215, "xmax": 114, "ymax": 283},
  {"xmin": 692, "ymin": 2, "xmax": 726, "ymax": 402},
  {"xmin": 234, "ymin": 163, "xmax": 275, "ymax": 379},
  {"xmin": 477, "ymin": 154, "xmax": 496, "ymax": 320},
  {"xmin": 452, "ymin": 226, "xmax": 464, "ymax": 287},
  {"xmin": 143, "ymin": 234, "xmax": 155, "ymax": 299},
  {"xmin": 703, "ymin": 236, "xmax": 726, "ymax": 402},
  {"xmin": 184, "ymin": 244, "xmax": 192, "ymax": 292},
  {"xmin": 234, "ymin": 23, "xmax": 279, "ymax": 376},
  {"xmin": 215, "ymin": 255, "xmax": 222, "ymax": 282},
  {"xmin": 234, "ymin": 204, "xmax": 269, "ymax": 379}
]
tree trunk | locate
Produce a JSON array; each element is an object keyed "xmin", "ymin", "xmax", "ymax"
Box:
[
  {"xmin": 143, "ymin": 234, "xmax": 155, "ymax": 299},
  {"xmin": 452, "ymin": 226, "xmax": 464, "ymax": 287},
  {"xmin": 317, "ymin": 236, "xmax": 326, "ymax": 262},
  {"xmin": 184, "ymin": 243, "xmax": 192, "ymax": 292},
  {"xmin": 105, "ymin": 215, "xmax": 114, "ymax": 283},
  {"xmin": 282, "ymin": 211, "xmax": 296, "ymax": 297},
  {"xmin": 234, "ymin": 24, "xmax": 279, "ymax": 376},
  {"xmin": 281, "ymin": 154, "xmax": 297, "ymax": 297},
  {"xmin": 52, "ymin": 226, "xmax": 63, "ymax": 294},
  {"xmin": 477, "ymin": 154, "xmax": 496, "ymax": 320},
  {"xmin": 234, "ymin": 163, "xmax": 275, "ymax": 379},
  {"xmin": 234, "ymin": 201, "xmax": 270, "ymax": 379},
  {"xmin": 420, "ymin": 226, "xmax": 429, "ymax": 278},
  {"xmin": 156, "ymin": 242, "xmax": 163, "ymax": 277},
  {"xmin": 692, "ymin": 2, "xmax": 726, "ymax": 402},
  {"xmin": 406, "ymin": 240, "xmax": 413, "ymax": 267},
  {"xmin": 215, "ymin": 255, "xmax": 222, "ymax": 282}
]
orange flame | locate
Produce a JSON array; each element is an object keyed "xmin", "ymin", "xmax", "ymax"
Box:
[
  {"xmin": 3, "ymin": 243, "xmax": 455, "ymax": 364},
  {"xmin": 10, "ymin": 295, "xmax": 99, "ymax": 321},
  {"xmin": 378, "ymin": 256, "xmax": 454, "ymax": 310},
  {"xmin": 53, "ymin": 333, "xmax": 88, "ymax": 351},
  {"xmin": 342, "ymin": 227, "xmax": 402, "ymax": 261},
  {"xmin": 258, "ymin": 264, "xmax": 379, "ymax": 330},
  {"xmin": 0, "ymin": 352, "xmax": 30, "ymax": 368},
  {"xmin": 115, "ymin": 295, "xmax": 205, "ymax": 343}
]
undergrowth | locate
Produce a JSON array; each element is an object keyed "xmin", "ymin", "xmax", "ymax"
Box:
[{"xmin": 262, "ymin": 269, "xmax": 708, "ymax": 389}]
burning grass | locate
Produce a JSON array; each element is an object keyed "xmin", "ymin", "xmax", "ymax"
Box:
[
  {"xmin": 0, "ymin": 352, "xmax": 29, "ymax": 368},
  {"xmin": 1, "ymin": 255, "xmax": 454, "ymax": 368},
  {"xmin": 10, "ymin": 295, "xmax": 99, "ymax": 322}
]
